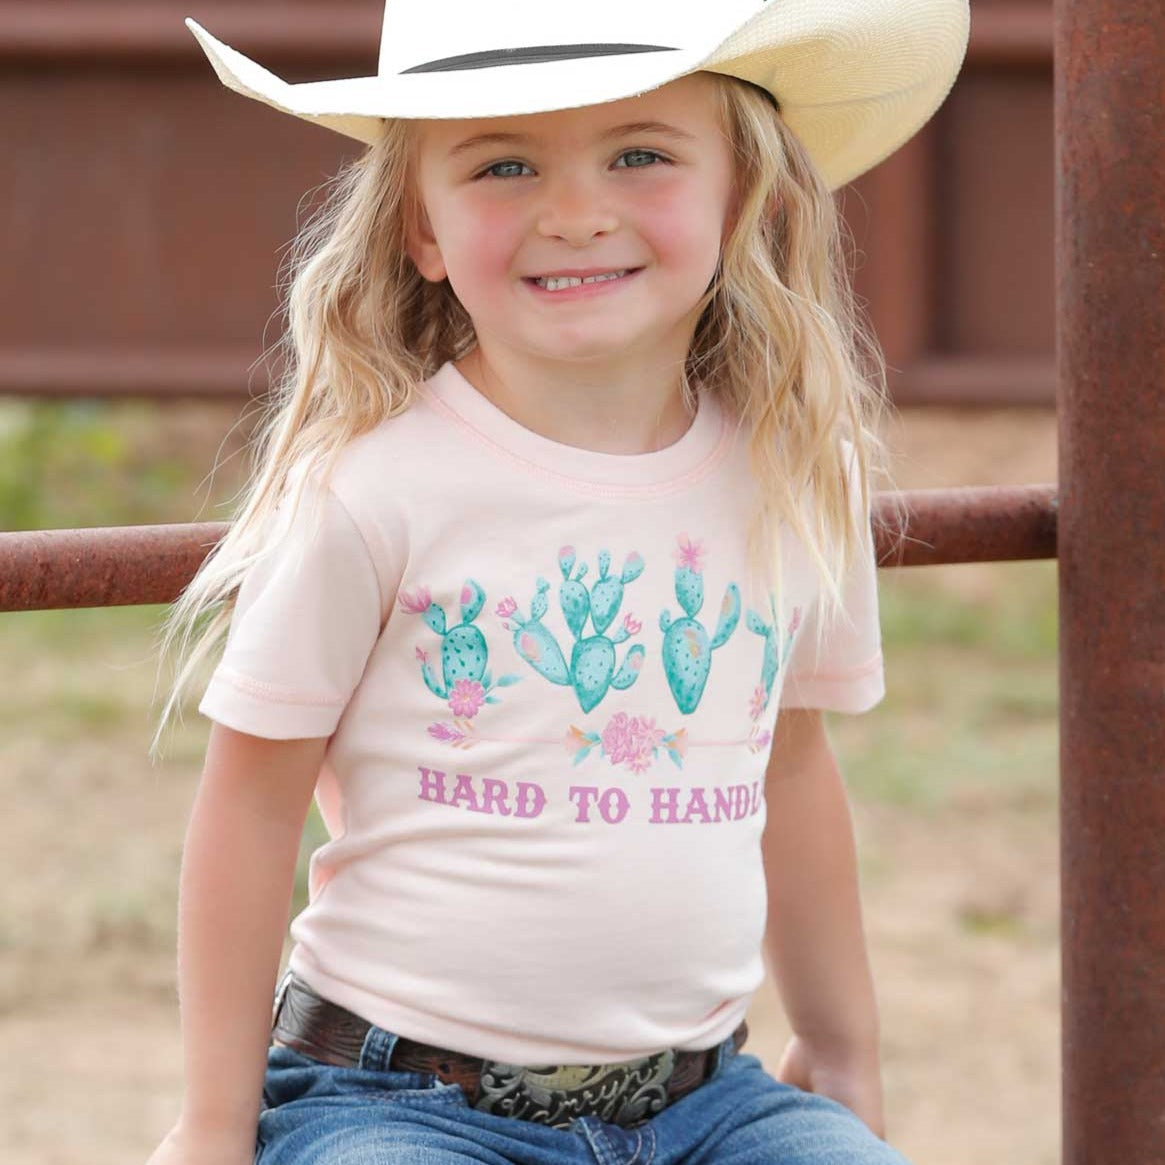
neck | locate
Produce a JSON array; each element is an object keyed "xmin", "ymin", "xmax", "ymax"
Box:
[{"xmin": 454, "ymin": 342, "xmax": 697, "ymax": 456}]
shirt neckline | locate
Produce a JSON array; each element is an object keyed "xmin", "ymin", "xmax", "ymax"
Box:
[{"xmin": 420, "ymin": 360, "xmax": 729, "ymax": 493}]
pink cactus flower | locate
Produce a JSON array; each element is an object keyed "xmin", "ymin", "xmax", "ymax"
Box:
[
  {"xmin": 448, "ymin": 679, "xmax": 486, "ymax": 719},
  {"xmin": 495, "ymin": 596, "xmax": 518, "ymax": 618},
  {"xmin": 788, "ymin": 606, "xmax": 803, "ymax": 635},
  {"xmin": 623, "ymin": 613, "xmax": 642, "ymax": 634},
  {"xmin": 559, "ymin": 545, "xmax": 575, "ymax": 559},
  {"xmin": 399, "ymin": 586, "xmax": 431, "ymax": 614},
  {"xmin": 674, "ymin": 533, "xmax": 706, "ymax": 574},
  {"xmin": 602, "ymin": 713, "xmax": 665, "ymax": 774},
  {"xmin": 601, "ymin": 712, "xmax": 636, "ymax": 765},
  {"xmin": 627, "ymin": 730, "xmax": 664, "ymax": 772},
  {"xmin": 749, "ymin": 683, "xmax": 767, "ymax": 721},
  {"xmin": 625, "ymin": 551, "xmax": 644, "ymax": 572},
  {"xmin": 415, "ymin": 646, "xmax": 428, "ymax": 663}
]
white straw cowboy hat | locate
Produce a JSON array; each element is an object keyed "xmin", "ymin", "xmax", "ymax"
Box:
[{"xmin": 186, "ymin": 0, "xmax": 969, "ymax": 190}]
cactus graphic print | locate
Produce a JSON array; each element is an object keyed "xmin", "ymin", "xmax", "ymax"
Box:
[
  {"xmin": 400, "ymin": 580, "xmax": 523, "ymax": 713},
  {"xmin": 507, "ymin": 546, "xmax": 646, "ymax": 713},
  {"xmin": 403, "ymin": 535, "xmax": 803, "ymax": 773},
  {"xmin": 659, "ymin": 533, "xmax": 740, "ymax": 712}
]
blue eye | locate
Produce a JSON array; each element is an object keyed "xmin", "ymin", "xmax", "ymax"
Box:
[
  {"xmin": 482, "ymin": 160, "xmax": 532, "ymax": 179},
  {"xmin": 614, "ymin": 149, "xmax": 666, "ymax": 168}
]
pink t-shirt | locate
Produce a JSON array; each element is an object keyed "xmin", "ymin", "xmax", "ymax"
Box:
[{"xmin": 199, "ymin": 361, "xmax": 884, "ymax": 1064}]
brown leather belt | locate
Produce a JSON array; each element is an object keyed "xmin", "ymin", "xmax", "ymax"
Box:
[{"xmin": 271, "ymin": 973, "xmax": 748, "ymax": 1129}]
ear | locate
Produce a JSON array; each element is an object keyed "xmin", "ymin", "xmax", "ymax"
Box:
[{"xmin": 404, "ymin": 198, "xmax": 447, "ymax": 283}]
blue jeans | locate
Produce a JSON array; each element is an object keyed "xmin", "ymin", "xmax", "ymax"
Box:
[{"xmin": 255, "ymin": 1024, "xmax": 913, "ymax": 1165}]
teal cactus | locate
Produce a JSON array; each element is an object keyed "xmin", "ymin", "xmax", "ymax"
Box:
[
  {"xmin": 400, "ymin": 581, "xmax": 520, "ymax": 711},
  {"xmin": 745, "ymin": 606, "xmax": 780, "ymax": 708},
  {"xmin": 659, "ymin": 534, "xmax": 740, "ymax": 713},
  {"xmin": 501, "ymin": 545, "xmax": 646, "ymax": 713},
  {"xmin": 745, "ymin": 597, "xmax": 803, "ymax": 708}
]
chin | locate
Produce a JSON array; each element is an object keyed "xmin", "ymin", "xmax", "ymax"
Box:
[
  {"xmin": 538, "ymin": 342, "xmax": 641, "ymax": 365},
  {"xmin": 532, "ymin": 323, "xmax": 660, "ymax": 358}
]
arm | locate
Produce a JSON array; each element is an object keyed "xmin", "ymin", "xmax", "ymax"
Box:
[
  {"xmin": 147, "ymin": 724, "xmax": 327, "ymax": 1164},
  {"xmin": 761, "ymin": 707, "xmax": 886, "ymax": 1134}
]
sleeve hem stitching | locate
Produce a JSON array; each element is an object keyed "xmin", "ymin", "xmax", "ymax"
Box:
[
  {"xmin": 786, "ymin": 650, "xmax": 883, "ymax": 686},
  {"xmin": 210, "ymin": 665, "xmax": 346, "ymax": 708}
]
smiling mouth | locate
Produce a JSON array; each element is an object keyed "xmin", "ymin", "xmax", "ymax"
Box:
[{"xmin": 527, "ymin": 269, "xmax": 639, "ymax": 291}]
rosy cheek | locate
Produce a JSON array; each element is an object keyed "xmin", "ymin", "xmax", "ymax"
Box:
[
  {"xmin": 636, "ymin": 186, "xmax": 720, "ymax": 258},
  {"xmin": 447, "ymin": 199, "xmax": 523, "ymax": 283}
]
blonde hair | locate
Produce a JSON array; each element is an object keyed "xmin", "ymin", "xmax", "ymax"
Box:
[{"xmin": 150, "ymin": 74, "xmax": 896, "ymax": 759}]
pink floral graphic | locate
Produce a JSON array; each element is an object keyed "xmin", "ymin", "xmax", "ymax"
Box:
[
  {"xmin": 399, "ymin": 586, "xmax": 431, "ymax": 614},
  {"xmin": 564, "ymin": 712, "xmax": 686, "ymax": 772},
  {"xmin": 415, "ymin": 646, "xmax": 429, "ymax": 663},
  {"xmin": 495, "ymin": 596, "xmax": 517, "ymax": 618},
  {"xmin": 448, "ymin": 679, "xmax": 486, "ymax": 718},
  {"xmin": 674, "ymin": 533, "xmax": 706, "ymax": 574},
  {"xmin": 749, "ymin": 683, "xmax": 767, "ymax": 722},
  {"xmin": 623, "ymin": 613, "xmax": 642, "ymax": 635},
  {"xmin": 749, "ymin": 728, "xmax": 773, "ymax": 753},
  {"xmin": 602, "ymin": 712, "xmax": 665, "ymax": 774}
]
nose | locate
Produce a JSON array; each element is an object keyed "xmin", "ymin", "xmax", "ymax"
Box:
[{"xmin": 535, "ymin": 172, "xmax": 619, "ymax": 246}]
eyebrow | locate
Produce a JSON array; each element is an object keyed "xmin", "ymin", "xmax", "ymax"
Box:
[{"xmin": 446, "ymin": 121, "xmax": 698, "ymax": 159}]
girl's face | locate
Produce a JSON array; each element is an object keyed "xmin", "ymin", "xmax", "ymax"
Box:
[{"xmin": 406, "ymin": 74, "xmax": 736, "ymax": 371}]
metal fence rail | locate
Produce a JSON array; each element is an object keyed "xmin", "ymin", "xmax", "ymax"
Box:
[{"xmin": 0, "ymin": 485, "xmax": 1058, "ymax": 612}]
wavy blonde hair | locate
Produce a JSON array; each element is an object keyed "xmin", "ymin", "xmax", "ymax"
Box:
[{"xmin": 150, "ymin": 74, "xmax": 896, "ymax": 759}]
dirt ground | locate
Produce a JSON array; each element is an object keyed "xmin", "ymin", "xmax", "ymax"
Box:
[{"xmin": 1, "ymin": 405, "xmax": 1061, "ymax": 1165}]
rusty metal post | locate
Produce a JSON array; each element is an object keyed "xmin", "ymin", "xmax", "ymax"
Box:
[{"xmin": 1056, "ymin": 3, "xmax": 1165, "ymax": 1162}]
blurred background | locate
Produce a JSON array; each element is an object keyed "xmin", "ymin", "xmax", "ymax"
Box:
[{"xmin": 1, "ymin": 2, "xmax": 1060, "ymax": 1162}]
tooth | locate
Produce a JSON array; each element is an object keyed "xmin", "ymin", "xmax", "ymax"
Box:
[{"xmin": 535, "ymin": 270, "xmax": 628, "ymax": 291}]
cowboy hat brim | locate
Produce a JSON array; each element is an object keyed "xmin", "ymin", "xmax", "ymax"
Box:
[{"xmin": 185, "ymin": 0, "xmax": 969, "ymax": 190}]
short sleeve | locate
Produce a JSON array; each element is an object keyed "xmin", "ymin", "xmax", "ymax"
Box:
[
  {"xmin": 198, "ymin": 477, "xmax": 384, "ymax": 740},
  {"xmin": 779, "ymin": 463, "xmax": 885, "ymax": 715}
]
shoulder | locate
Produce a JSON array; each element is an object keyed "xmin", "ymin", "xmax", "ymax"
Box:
[
  {"xmin": 330, "ymin": 388, "xmax": 443, "ymax": 488},
  {"xmin": 282, "ymin": 374, "xmax": 454, "ymax": 576},
  {"xmin": 317, "ymin": 373, "xmax": 453, "ymax": 513}
]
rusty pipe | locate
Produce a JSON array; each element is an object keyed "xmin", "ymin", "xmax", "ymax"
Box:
[
  {"xmin": 0, "ymin": 485, "xmax": 1058, "ymax": 613},
  {"xmin": 1056, "ymin": 1, "xmax": 1165, "ymax": 1162}
]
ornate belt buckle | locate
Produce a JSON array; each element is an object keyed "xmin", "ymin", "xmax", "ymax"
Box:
[{"xmin": 473, "ymin": 1048, "xmax": 677, "ymax": 1129}]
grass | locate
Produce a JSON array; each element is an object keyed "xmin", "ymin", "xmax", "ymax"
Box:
[
  {"xmin": 0, "ymin": 397, "xmax": 245, "ymax": 531},
  {"xmin": 826, "ymin": 560, "xmax": 1059, "ymax": 811}
]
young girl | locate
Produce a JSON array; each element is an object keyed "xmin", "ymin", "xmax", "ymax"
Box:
[{"xmin": 148, "ymin": 2, "xmax": 968, "ymax": 1163}]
